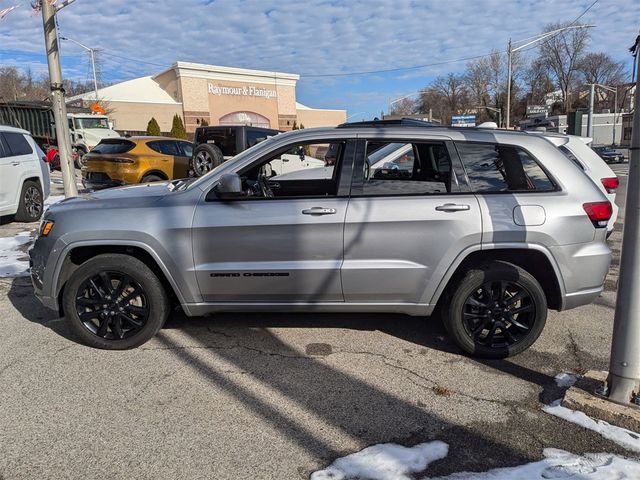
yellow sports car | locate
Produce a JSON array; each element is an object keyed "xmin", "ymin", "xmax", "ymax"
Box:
[{"xmin": 81, "ymin": 136, "xmax": 193, "ymax": 189}]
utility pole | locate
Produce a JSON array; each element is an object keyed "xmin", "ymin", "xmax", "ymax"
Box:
[
  {"xmin": 605, "ymin": 32, "xmax": 640, "ymax": 406},
  {"xmin": 41, "ymin": 1, "xmax": 77, "ymax": 197},
  {"xmin": 506, "ymin": 39, "xmax": 512, "ymax": 129},
  {"xmin": 587, "ymin": 83, "xmax": 595, "ymax": 138}
]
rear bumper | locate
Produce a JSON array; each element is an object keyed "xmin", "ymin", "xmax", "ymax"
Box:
[
  {"xmin": 81, "ymin": 172, "xmax": 127, "ymax": 190},
  {"xmin": 551, "ymin": 237, "xmax": 611, "ymax": 311}
]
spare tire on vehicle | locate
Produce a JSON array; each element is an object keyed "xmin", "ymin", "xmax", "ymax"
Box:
[{"xmin": 192, "ymin": 144, "xmax": 224, "ymax": 177}]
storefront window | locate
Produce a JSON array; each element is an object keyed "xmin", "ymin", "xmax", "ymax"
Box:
[{"xmin": 219, "ymin": 111, "xmax": 270, "ymax": 128}]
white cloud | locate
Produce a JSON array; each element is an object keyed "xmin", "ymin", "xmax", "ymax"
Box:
[{"xmin": 1, "ymin": 0, "xmax": 636, "ymax": 113}]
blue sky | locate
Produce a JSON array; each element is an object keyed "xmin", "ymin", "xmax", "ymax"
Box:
[{"xmin": 0, "ymin": 0, "xmax": 637, "ymax": 119}]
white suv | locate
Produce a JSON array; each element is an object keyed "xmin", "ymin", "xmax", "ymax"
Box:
[{"xmin": 0, "ymin": 125, "xmax": 50, "ymax": 222}]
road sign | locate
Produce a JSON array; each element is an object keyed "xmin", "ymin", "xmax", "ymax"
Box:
[
  {"xmin": 451, "ymin": 115, "xmax": 476, "ymax": 127},
  {"xmin": 526, "ymin": 105, "xmax": 549, "ymax": 117}
]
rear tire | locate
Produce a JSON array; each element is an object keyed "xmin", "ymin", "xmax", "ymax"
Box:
[
  {"xmin": 443, "ymin": 261, "xmax": 547, "ymax": 358},
  {"xmin": 62, "ymin": 254, "xmax": 169, "ymax": 349},
  {"xmin": 15, "ymin": 180, "xmax": 43, "ymax": 222},
  {"xmin": 141, "ymin": 174, "xmax": 164, "ymax": 183},
  {"xmin": 192, "ymin": 144, "xmax": 223, "ymax": 177}
]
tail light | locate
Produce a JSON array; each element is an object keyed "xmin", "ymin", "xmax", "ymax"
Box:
[
  {"xmin": 601, "ymin": 177, "xmax": 619, "ymax": 194},
  {"xmin": 110, "ymin": 157, "xmax": 135, "ymax": 164},
  {"xmin": 583, "ymin": 201, "xmax": 613, "ymax": 228}
]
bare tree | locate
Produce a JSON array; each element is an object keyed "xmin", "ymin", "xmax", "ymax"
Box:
[
  {"xmin": 522, "ymin": 58, "xmax": 555, "ymax": 106},
  {"xmin": 537, "ymin": 22, "xmax": 591, "ymax": 113},
  {"xmin": 389, "ymin": 97, "xmax": 416, "ymax": 116},
  {"xmin": 464, "ymin": 57, "xmax": 492, "ymax": 108},
  {"xmin": 422, "ymin": 73, "xmax": 470, "ymax": 122},
  {"xmin": 577, "ymin": 52, "xmax": 627, "ymax": 111}
]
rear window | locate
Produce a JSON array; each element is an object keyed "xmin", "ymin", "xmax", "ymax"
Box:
[
  {"xmin": 456, "ymin": 142, "xmax": 555, "ymax": 192},
  {"xmin": 196, "ymin": 127, "xmax": 237, "ymax": 156},
  {"xmin": 2, "ymin": 132, "xmax": 33, "ymax": 156},
  {"xmin": 92, "ymin": 139, "xmax": 135, "ymax": 154}
]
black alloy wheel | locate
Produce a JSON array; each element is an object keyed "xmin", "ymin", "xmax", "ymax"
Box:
[
  {"xmin": 444, "ymin": 261, "xmax": 547, "ymax": 358},
  {"xmin": 75, "ymin": 271, "xmax": 149, "ymax": 340},
  {"xmin": 461, "ymin": 280, "xmax": 535, "ymax": 349},
  {"xmin": 63, "ymin": 254, "xmax": 169, "ymax": 349},
  {"xmin": 24, "ymin": 185, "xmax": 43, "ymax": 219}
]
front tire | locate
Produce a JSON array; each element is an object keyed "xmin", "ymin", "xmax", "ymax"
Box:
[
  {"xmin": 62, "ymin": 254, "xmax": 169, "ymax": 349},
  {"xmin": 15, "ymin": 180, "xmax": 43, "ymax": 222},
  {"xmin": 443, "ymin": 261, "xmax": 547, "ymax": 358}
]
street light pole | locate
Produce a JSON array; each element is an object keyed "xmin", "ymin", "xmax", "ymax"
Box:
[
  {"xmin": 587, "ymin": 83, "xmax": 595, "ymax": 138},
  {"xmin": 605, "ymin": 33, "xmax": 640, "ymax": 406},
  {"xmin": 60, "ymin": 37, "xmax": 98, "ymax": 100},
  {"xmin": 506, "ymin": 25, "xmax": 594, "ymax": 131},
  {"xmin": 41, "ymin": 1, "xmax": 77, "ymax": 197}
]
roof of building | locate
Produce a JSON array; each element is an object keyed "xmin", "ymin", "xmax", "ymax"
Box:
[
  {"xmin": 68, "ymin": 76, "xmax": 181, "ymax": 105},
  {"xmin": 296, "ymin": 101, "xmax": 346, "ymax": 113},
  {"xmin": 157, "ymin": 61, "xmax": 300, "ymax": 82}
]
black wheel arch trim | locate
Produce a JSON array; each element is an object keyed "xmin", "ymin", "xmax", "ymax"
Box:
[
  {"xmin": 428, "ymin": 243, "xmax": 566, "ymax": 312},
  {"xmin": 51, "ymin": 240, "xmax": 195, "ymax": 312}
]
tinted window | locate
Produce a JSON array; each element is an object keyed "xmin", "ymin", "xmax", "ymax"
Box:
[
  {"xmin": 357, "ymin": 141, "xmax": 452, "ymax": 196},
  {"xmin": 246, "ymin": 129, "xmax": 273, "ymax": 147},
  {"xmin": 3, "ymin": 132, "xmax": 33, "ymax": 156},
  {"xmin": 198, "ymin": 128, "xmax": 237, "ymax": 156},
  {"xmin": 147, "ymin": 140, "xmax": 179, "ymax": 156},
  {"xmin": 92, "ymin": 140, "xmax": 135, "ymax": 154},
  {"xmin": 178, "ymin": 141, "xmax": 193, "ymax": 157},
  {"xmin": 456, "ymin": 142, "xmax": 554, "ymax": 192}
]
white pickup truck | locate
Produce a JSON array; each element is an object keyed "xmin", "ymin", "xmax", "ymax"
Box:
[{"xmin": 67, "ymin": 113, "xmax": 120, "ymax": 166}]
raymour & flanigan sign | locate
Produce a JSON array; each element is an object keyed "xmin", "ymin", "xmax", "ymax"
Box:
[{"xmin": 207, "ymin": 83, "xmax": 277, "ymax": 99}]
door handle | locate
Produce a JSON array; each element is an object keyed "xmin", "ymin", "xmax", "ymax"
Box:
[
  {"xmin": 302, "ymin": 207, "xmax": 337, "ymax": 215},
  {"xmin": 11, "ymin": 161, "xmax": 20, "ymax": 166},
  {"xmin": 435, "ymin": 203, "xmax": 470, "ymax": 212}
]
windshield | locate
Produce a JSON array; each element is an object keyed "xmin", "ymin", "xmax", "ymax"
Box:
[{"xmin": 75, "ymin": 117, "xmax": 110, "ymax": 129}]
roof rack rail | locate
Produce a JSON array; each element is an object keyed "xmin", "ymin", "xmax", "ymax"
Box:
[{"xmin": 337, "ymin": 118, "xmax": 439, "ymax": 128}]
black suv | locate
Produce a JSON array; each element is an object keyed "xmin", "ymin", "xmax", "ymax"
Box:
[{"xmin": 191, "ymin": 125, "xmax": 280, "ymax": 176}]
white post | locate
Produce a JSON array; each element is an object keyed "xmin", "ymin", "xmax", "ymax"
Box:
[
  {"xmin": 90, "ymin": 48, "xmax": 98, "ymax": 100},
  {"xmin": 587, "ymin": 83, "xmax": 595, "ymax": 138}
]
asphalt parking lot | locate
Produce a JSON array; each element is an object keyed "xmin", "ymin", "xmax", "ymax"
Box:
[{"xmin": 0, "ymin": 166, "xmax": 635, "ymax": 479}]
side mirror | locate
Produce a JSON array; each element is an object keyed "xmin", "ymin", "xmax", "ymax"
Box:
[{"xmin": 212, "ymin": 173, "xmax": 243, "ymax": 200}]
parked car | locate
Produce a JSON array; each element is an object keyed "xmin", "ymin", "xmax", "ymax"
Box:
[
  {"xmin": 81, "ymin": 136, "xmax": 193, "ymax": 189},
  {"xmin": 0, "ymin": 125, "xmax": 50, "ymax": 222},
  {"xmin": 592, "ymin": 146, "xmax": 624, "ymax": 164},
  {"xmin": 31, "ymin": 119, "xmax": 612, "ymax": 358},
  {"xmin": 526, "ymin": 133, "xmax": 619, "ymax": 237},
  {"xmin": 191, "ymin": 125, "xmax": 280, "ymax": 176}
]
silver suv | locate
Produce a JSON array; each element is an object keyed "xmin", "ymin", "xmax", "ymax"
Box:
[{"xmin": 29, "ymin": 120, "xmax": 612, "ymax": 357}]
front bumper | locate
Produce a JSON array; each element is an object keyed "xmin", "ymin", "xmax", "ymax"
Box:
[{"xmin": 28, "ymin": 245, "xmax": 58, "ymax": 311}]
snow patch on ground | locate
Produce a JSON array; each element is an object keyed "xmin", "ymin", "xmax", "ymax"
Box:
[
  {"xmin": 555, "ymin": 372, "xmax": 580, "ymax": 388},
  {"xmin": 0, "ymin": 231, "xmax": 33, "ymax": 277},
  {"xmin": 310, "ymin": 441, "xmax": 449, "ymax": 480},
  {"xmin": 544, "ymin": 400, "xmax": 640, "ymax": 452},
  {"xmin": 310, "ymin": 442, "xmax": 640, "ymax": 480},
  {"xmin": 433, "ymin": 448, "xmax": 640, "ymax": 479}
]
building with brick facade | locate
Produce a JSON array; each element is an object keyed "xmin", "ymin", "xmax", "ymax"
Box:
[{"xmin": 68, "ymin": 62, "xmax": 346, "ymax": 135}]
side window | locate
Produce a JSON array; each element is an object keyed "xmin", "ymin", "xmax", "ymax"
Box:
[
  {"xmin": 3, "ymin": 132, "xmax": 33, "ymax": 156},
  {"xmin": 0, "ymin": 135, "xmax": 8, "ymax": 158},
  {"xmin": 456, "ymin": 142, "xmax": 555, "ymax": 192},
  {"xmin": 178, "ymin": 141, "xmax": 193, "ymax": 158},
  {"xmin": 357, "ymin": 141, "xmax": 452, "ymax": 196},
  {"xmin": 148, "ymin": 140, "xmax": 179, "ymax": 156},
  {"xmin": 246, "ymin": 130, "xmax": 270, "ymax": 148},
  {"xmin": 240, "ymin": 141, "xmax": 346, "ymax": 198}
]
